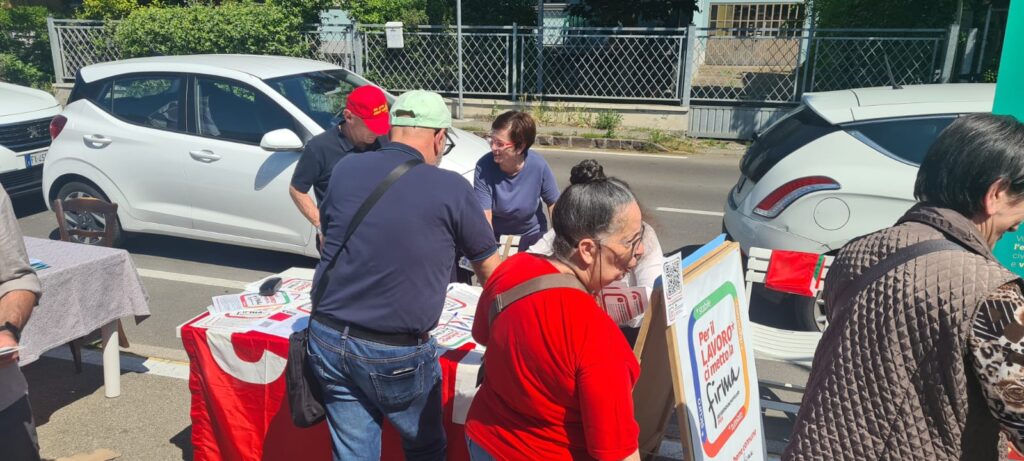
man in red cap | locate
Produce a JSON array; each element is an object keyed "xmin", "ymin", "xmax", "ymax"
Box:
[{"xmin": 289, "ymin": 85, "xmax": 390, "ymax": 245}]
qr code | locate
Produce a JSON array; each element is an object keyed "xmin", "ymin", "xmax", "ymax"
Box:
[{"xmin": 664, "ymin": 259, "xmax": 682, "ymax": 300}]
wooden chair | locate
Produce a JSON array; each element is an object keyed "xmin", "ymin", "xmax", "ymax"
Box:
[
  {"xmin": 744, "ymin": 247, "xmax": 833, "ymax": 416},
  {"xmin": 53, "ymin": 198, "xmax": 130, "ymax": 373}
]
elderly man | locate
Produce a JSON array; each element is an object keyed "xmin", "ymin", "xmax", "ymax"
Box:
[
  {"xmin": 289, "ymin": 85, "xmax": 390, "ymax": 241},
  {"xmin": 0, "ymin": 186, "xmax": 41, "ymax": 461},
  {"xmin": 308, "ymin": 90, "xmax": 500, "ymax": 461},
  {"xmin": 784, "ymin": 113, "xmax": 1024, "ymax": 460}
]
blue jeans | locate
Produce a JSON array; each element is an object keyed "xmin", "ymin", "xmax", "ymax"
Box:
[
  {"xmin": 465, "ymin": 435, "xmax": 497, "ymax": 461},
  {"xmin": 308, "ymin": 318, "xmax": 446, "ymax": 461}
]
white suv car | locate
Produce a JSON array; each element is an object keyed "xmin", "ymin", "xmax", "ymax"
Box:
[
  {"xmin": 0, "ymin": 82, "xmax": 61, "ymax": 198},
  {"xmin": 723, "ymin": 83, "xmax": 994, "ymax": 330},
  {"xmin": 44, "ymin": 55, "xmax": 490, "ymax": 257}
]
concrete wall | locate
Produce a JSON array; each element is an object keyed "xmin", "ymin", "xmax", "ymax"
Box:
[{"xmin": 457, "ymin": 98, "xmax": 689, "ymax": 133}]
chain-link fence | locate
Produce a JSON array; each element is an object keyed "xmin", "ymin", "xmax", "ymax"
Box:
[
  {"xmin": 46, "ymin": 19, "xmax": 121, "ymax": 85},
  {"xmin": 689, "ymin": 27, "xmax": 949, "ymax": 103},
  {"xmin": 47, "ymin": 18, "xmax": 956, "ymax": 106}
]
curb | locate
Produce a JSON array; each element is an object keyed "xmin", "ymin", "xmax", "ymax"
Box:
[{"xmin": 467, "ymin": 130, "xmax": 671, "ymax": 153}]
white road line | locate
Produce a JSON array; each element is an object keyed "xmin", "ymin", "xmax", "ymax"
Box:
[
  {"xmin": 42, "ymin": 346, "xmax": 189, "ymax": 381},
  {"xmin": 656, "ymin": 207, "xmax": 725, "ymax": 217},
  {"xmin": 536, "ymin": 147, "xmax": 689, "ymax": 160},
  {"xmin": 137, "ymin": 268, "xmax": 249, "ymax": 290}
]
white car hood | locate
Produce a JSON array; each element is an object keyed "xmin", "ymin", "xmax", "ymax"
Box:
[
  {"xmin": 441, "ymin": 127, "xmax": 489, "ymax": 180},
  {"xmin": 0, "ymin": 82, "xmax": 60, "ymax": 119}
]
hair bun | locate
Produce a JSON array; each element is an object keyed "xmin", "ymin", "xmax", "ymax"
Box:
[{"xmin": 569, "ymin": 159, "xmax": 606, "ymax": 185}]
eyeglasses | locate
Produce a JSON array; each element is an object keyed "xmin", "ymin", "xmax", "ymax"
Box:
[
  {"xmin": 601, "ymin": 224, "xmax": 645, "ymax": 261},
  {"xmin": 484, "ymin": 135, "xmax": 515, "ymax": 150},
  {"xmin": 436, "ymin": 129, "xmax": 456, "ymax": 156}
]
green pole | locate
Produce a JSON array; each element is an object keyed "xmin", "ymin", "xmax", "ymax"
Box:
[{"xmin": 992, "ymin": 1, "xmax": 1024, "ymax": 275}]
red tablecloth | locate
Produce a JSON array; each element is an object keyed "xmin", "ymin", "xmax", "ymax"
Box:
[{"xmin": 181, "ymin": 313, "xmax": 477, "ymax": 461}]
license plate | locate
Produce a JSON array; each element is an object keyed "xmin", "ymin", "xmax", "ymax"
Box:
[{"xmin": 24, "ymin": 151, "xmax": 46, "ymax": 168}]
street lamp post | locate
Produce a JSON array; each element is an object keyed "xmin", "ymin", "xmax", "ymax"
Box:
[{"xmin": 457, "ymin": 0, "xmax": 464, "ymax": 119}]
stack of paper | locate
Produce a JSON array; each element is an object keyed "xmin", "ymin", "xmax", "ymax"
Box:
[{"xmin": 432, "ymin": 284, "xmax": 482, "ymax": 349}]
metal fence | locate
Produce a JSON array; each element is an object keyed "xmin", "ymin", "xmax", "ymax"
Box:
[{"xmin": 46, "ymin": 18, "xmax": 956, "ymax": 106}]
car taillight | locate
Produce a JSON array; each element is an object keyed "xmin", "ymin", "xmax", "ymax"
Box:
[
  {"xmin": 753, "ymin": 176, "xmax": 840, "ymax": 218},
  {"xmin": 50, "ymin": 115, "xmax": 67, "ymax": 140}
]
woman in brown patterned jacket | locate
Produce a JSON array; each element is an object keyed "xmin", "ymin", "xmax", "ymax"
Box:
[{"xmin": 784, "ymin": 113, "xmax": 1024, "ymax": 461}]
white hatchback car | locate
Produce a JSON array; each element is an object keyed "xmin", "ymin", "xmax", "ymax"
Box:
[
  {"xmin": 44, "ymin": 55, "xmax": 490, "ymax": 257},
  {"xmin": 723, "ymin": 83, "xmax": 994, "ymax": 330},
  {"xmin": 0, "ymin": 82, "xmax": 61, "ymax": 198}
]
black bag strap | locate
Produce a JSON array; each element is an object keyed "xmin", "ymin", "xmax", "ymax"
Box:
[
  {"xmin": 310, "ymin": 158, "xmax": 422, "ymax": 313},
  {"xmin": 832, "ymin": 239, "xmax": 966, "ymax": 311},
  {"xmin": 489, "ymin": 273, "xmax": 588, "ymax": 326}
]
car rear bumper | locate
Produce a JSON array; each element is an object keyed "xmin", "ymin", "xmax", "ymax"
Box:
[{"xmin": 723, "ymin": 203, "xmax": 829, "ymax": 254}]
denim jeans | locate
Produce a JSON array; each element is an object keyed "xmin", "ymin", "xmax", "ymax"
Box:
[
  {"xmin": 308, "ymin": 318, "xmax": 446, "ymax": 461},
  {"xmin": 465, "ymin": 435, "xmax": 497, "ymax": 461}
]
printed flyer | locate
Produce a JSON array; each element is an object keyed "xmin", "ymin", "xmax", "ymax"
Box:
[{"xmin": 673, "ymin": 246, "xmax": 765, "ymax": 460}]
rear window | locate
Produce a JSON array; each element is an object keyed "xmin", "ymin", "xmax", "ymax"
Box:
[
  {"xmin": 844, "ymin": 115, "xmax": 957, "ymax": 166},
  {"xmin": 740, "ymin": 107, "xmax": 837, "ymax": 182}
]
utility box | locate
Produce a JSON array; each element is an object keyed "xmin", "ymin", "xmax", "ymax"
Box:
[{"xmin": 385, "ymin": 22, "xmax": 404, "ymax": 49}]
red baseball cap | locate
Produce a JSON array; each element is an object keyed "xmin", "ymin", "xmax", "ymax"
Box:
[{"xmin": 346, "ymin": 85, "xmax": 390, "ymax": 136}]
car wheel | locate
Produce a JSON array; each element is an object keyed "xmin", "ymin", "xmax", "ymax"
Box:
[
  {"xmin": 55, "ymin": 181, "xmax": 123, "ymax": 247},
  {"xmin": 794, "ymin": 291, "xmax": 827, "ymax": 332}
]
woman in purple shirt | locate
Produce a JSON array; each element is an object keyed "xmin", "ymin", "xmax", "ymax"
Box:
[{"xmin": 474, "ymin": 111, "xmax": 560, "ymax": 251}]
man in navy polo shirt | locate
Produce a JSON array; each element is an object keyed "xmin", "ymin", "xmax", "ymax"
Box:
[
  {"xmin": 289, "ymin": 85, "xmax": 390, "ymax": 242},
  {"xmin": 308, "ymin": 90, "xmax": 499, "ymax": 461}
]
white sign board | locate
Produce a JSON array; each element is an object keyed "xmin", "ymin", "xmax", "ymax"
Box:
[
  {"xmin": 668, "ymin": 243, "xmax": 765, "ymax": 461},
  {"xmin": 385, "ymin": 21, "xmax": 405, "ymax": 48}
]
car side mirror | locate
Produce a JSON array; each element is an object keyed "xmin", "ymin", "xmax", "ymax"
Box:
[{"xmin": 260, "ymin": 129, "xmax": 303, "ymax": 151}]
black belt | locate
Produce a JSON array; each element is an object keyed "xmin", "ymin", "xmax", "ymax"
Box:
[{"xmin": 313, "ymin": 315, "xmax": 429, "ymax": 347}]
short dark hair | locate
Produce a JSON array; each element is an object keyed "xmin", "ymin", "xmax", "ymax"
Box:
[
  {"xmin": 492, "ymin": 111, "xmax": 537, "ymax": 153},
  {"xmin": 552, "ymin": 160, "xmax": 637, "ymax": 259},
  {"xmin": 914, "ymin": 113, "xmax": 1024, "ymax": 218}
]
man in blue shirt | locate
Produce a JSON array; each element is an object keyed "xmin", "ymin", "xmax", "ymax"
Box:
[{"xmin": 309, "ymin": 90, "xmax": 499, "ymax": 461}]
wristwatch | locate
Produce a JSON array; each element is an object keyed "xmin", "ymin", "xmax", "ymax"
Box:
[{"xmin": 0, "ymin": 322, "xmax": 20, "ymax": 342}]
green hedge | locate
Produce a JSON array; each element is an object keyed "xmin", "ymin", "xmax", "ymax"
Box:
[
  {"xmin": 0, "ymin": 6, "xmax": 53, "ymax": 88},
  {"xmin": 114, "ymin": 3, "xmax": 306, "ymax": 59}
]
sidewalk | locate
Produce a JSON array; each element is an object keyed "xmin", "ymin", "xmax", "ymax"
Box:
[
  {"xmin": 23, "ymin": 349, "xmax": 791, "ymax": 460},
  {"xmin": 24, "ymin": 356, "xmax": 192, "ymax": 460}
]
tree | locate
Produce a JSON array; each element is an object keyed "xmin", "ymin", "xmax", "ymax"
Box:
[{"xmin": 567, "ymin": 0, "xmax": 699, "ymax": 27}]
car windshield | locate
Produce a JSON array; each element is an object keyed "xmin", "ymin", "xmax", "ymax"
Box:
[{"xmin": 263, "ymin": 69, "xmax": 394, "ymax": 130}]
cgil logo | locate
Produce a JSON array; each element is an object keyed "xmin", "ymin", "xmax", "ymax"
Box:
[{"xmin": 372, "ymin": 104, "xmax": 388, "ymax": 116}]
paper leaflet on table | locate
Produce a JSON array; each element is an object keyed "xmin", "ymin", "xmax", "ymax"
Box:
[
  {"xmin": 600, "ymin": 282, "xmax": 650, "ymax": 327},
  {"xmin": 195, "ymin": 297, "xmax": 313, "ymax": 337},
  {"xmin": 243, "ymin": 276, "xmax": 314, "ymax": 295},
  {"xmin": 209, "ymin": 291, "xmax": 296, "ymax": 314},
  {"xmin": 432, "ymin": 284, "xmax": 482, "ymax": 349}
]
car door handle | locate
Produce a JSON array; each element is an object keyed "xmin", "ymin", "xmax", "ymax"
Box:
[
  {"xmin": 83, "ymin": 134, "xmax": 112, "ymax": 146},
  {"xmin": 189, "ymin": 150, "xmax": 221, "ymax": 163}
]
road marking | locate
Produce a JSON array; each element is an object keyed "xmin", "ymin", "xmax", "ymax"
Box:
[
  {"xmin": 137, "ymin": 268, "xmax": 249, "ymax": 290},
  {"xmin": 537, "ymin": 147, "xmax": 690, "ymax": 160},
  {"xmin": 656, "ymin": 207, "xmax": 725, "ymax": 217},
  {"xmin": 42, "ymin": 346, "xmax": 189, "ymax": 381}
]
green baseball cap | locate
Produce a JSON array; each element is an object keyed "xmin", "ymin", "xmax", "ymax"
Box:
[{"xmin": 390, "ymin": 90, "xmax": 452, "ymax": 129}]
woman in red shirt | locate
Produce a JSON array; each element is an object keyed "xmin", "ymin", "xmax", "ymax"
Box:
[{"xmin": 466, "ymin": 160, "xmax": 644, "ymax": 461}]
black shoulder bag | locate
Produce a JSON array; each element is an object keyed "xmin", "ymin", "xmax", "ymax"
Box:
[{"xmin": 287, "ymin": 158, "xmax": 421, "ymax": 427}]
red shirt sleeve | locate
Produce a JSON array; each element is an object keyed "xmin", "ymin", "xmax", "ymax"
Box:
[{"xmin": 577, "ymin": 319, "xmax": 641, "ymax": 460}]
